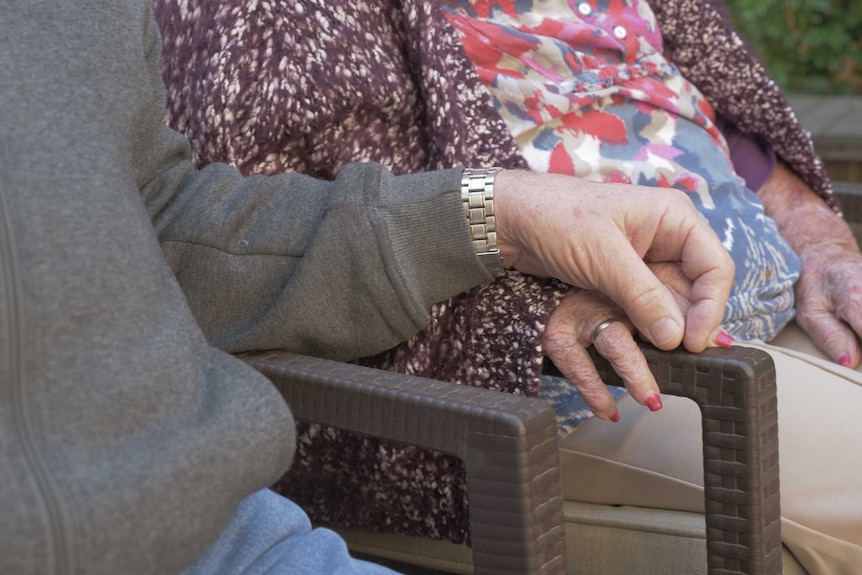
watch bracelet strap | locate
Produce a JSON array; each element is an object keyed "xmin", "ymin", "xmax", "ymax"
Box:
[{"xmin": 461, "ymin": 167, "xmax": 505, "ymax": 277}]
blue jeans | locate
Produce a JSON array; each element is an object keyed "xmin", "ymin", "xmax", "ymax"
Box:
[{"xmin": 183, "ymin": 489, "xmax": 400, "ymax": 575}]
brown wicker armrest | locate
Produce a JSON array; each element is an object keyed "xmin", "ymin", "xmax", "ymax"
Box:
[
  {"xmin": 241, "ymin": 342, "xmax": 781, "ymax": 575},
  {"xmin": 238, "ymin": 349, "xmax": 566, "ymax": 575},
  {"xmin": 546, "ymin": 344, "xmax": 781, "ymax": 575}
]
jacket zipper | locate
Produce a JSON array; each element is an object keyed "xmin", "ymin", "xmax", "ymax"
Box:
[{"xmin": 0, "ymin": 188, "xmax": 72, "ymax": 574}]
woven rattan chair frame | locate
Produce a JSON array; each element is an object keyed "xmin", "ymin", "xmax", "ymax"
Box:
[
  {"xmin": 236, "ymin": 182, "xmax": 862, "ymax": 575},
  {"xmin": 239, "ymin": 344, "xmax": 779, "ymax": 575}
]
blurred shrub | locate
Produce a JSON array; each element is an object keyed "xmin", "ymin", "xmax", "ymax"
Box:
[{"xmin": 724, "ymin": 0, "xmax": 862, "ymax": 95}]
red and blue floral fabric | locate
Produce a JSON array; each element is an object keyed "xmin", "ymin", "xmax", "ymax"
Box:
[{"xmin": 447, "ymin": 0, "xmax": 800, "ymax": 343}]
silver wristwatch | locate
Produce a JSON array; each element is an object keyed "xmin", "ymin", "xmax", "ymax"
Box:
[{"xmin": 461, "ymin": 167, "xmax": 505, "ymax": 277}]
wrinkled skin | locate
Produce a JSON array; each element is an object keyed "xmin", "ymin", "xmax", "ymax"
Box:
[
  {"xmin": 542, "ymin": 264, "xmax": 703, "ymax": 421},
  {"xmin": 495, "ymin": 169, "xmax": 734, "ymax": 352},
  {"xmin": 493, "ymin": 170, "xmax": 735, "ymax": 420},
  {"xmin": 758, "ymin": 163, "xmax": 862, "ymax": 368},
  {"xmin": 531, "ymin": 162, "xmax": 862, "ymax": 421}
]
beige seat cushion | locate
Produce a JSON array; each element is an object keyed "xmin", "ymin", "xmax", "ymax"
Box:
[{"xmin": 336, "ymin": 500, "xmax": 806, "ymax": 574}]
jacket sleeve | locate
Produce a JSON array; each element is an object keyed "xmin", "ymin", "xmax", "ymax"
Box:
[{"xmin": 134, "ymin": 7, "xmax": 493, "ymax": 360}]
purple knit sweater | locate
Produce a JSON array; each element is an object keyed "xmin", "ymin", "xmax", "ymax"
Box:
[{"xmin": 153, "ymin": 0, "xmax": 834, "ymax": 543}]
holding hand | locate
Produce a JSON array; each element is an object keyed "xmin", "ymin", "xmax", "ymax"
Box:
[
  {"xmin": 493, "ymin": 170, "xmax": 735, "ymax": 354},
  {"xmin": 543, "ymin": 263, "xmax": 731, "ymax": 421}
]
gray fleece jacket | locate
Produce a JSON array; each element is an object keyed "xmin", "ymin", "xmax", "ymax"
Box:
[{"xmin": 0, "ymin": 1, "xmax": 490, "ymax": 573}]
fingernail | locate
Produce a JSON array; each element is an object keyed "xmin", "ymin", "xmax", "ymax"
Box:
[
  {"xmin": 609, "ymin": 409, "xmax": 620, "ymax": 423},
  {"xmin": 715, "ymin": 331, "xmax": 735, "ymax": 349},
  {"xmin": 651, "ymin": 317, "xmax": 681, "ymax": 348},
  {"xmin": 838, "ymin": 354, "xmax": 852, "ymax": 367},
  {"xmin": 645, "ymin": 394, "xmax": 663, "ymax": 412}
]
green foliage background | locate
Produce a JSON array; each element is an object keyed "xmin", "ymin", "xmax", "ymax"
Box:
[{"xmin": 724, "ymin": 0, "xmax": 862, "ymax": 95}]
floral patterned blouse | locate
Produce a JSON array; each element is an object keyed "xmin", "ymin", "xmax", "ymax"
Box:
[{"xmin": 446, "ymin": 0, "xmax": 801, "ymax": 342}]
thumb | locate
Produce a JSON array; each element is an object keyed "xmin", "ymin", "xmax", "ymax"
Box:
[{"xmin": 599, "ymin": 243, "xmax": 686, "ymax": 349}]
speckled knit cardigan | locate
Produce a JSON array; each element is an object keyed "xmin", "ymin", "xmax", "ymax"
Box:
[{"xmin": 153, "ymin": 0, "xmax": 835, "ymax": 543}]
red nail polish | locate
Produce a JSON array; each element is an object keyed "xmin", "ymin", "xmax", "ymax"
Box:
[
  {"xmin": 646, "ymin": 395, "xmax": 663, "ymax": 412},
  {"xmin": 716, "ymin": 331, "xmax": 735, "ymax": 349},
  {"xmin": 609, "ymin": 410, "xmax": 620, "ymax": 423},
  {"xmin": 839, "ymin": 354, "xmax": 852, "ymax": 367}
]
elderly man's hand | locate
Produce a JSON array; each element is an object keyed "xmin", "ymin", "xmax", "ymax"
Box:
[{"xmin": 494, "ymin": 170, "xmax": 734, "ymax": 354}]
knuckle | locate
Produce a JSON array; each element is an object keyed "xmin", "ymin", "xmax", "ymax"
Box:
[
  {"xmin": 834, "ymin": 272, "xmax": 862, "ymax": 299},
  {"xmin": 595, "ymin": 324, "xmax": 630, "ymax": 350},
  {"xmin": 838, "ymin": 297, "xmax": 862, "ymax": 321},
  {"xmin": 794, "ymin": 306, "xmax": 825, "ymax": 328},
  {"xmin": 594, "ymin": 327, "xmax": 650, "ymax": 379},
  {"xmin": 542, "ymin": 336, "xmax": 570, "ymax": 362},
  {"xmin": 542, "ymin": 324, "xmax": 567, "ymax": 349},
  {"xmin": 661, "ymin": 187, "xmax": 690, "ymax": 204},
  {"xmin": 820, "ymin": 333, "xmax": 847, "ymax": 353}
]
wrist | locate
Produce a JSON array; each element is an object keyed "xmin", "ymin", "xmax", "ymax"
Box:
[
  {"xmin": 489, "ymin": 169, "xmax": 525, "ymax": 270},
  {"xmin": 760, "ymin": 163, "xmax": 858, "ymax": 255},
  {"xmin": 780, "ymin": 197, "xmax": 858, "ymax": 257}
]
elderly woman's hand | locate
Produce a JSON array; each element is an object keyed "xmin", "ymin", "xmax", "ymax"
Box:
[
  {"xmin": 494, "ymin": 170, "xmax": 734, "ymax": 354},
  {"xmin": 543, "ymin": 263, "xmax": 728, "ymax": 421},
  {"xmin": 795, "ymin": 239, "xmax": 862, "ymax": 366},
  {"xmin": 758, "ymin": 163, "xmax": 862, "ymax": 367}
]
